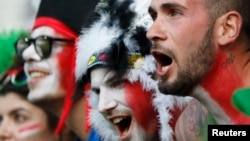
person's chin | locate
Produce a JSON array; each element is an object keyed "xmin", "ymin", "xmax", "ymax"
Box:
[
  {"xmin": 28, "ymin": 91, "xmax": 48, "ymax": 102},
  {"xmin": 27, "ymin": 89, "xmax": 58, "ymax": 102}
]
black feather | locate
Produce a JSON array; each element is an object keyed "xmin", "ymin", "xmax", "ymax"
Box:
[
  {"xmin": 107, "ymin": 36, "xmax": 129, "ymax": 79},
  {"xmin": 96, "ymin": 0, "xmax": 136, "ymax": 31},
  {"xmin": 132, "ymin": 26, "xmax": 152, "ymax": 56}
]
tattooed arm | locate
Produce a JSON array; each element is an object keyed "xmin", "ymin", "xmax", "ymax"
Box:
[{"xmin": 175, "ymin": 99, "xmax": 215, "ymax": 141}]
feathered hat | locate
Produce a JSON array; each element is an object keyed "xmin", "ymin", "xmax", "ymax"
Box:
[
  {"xmin": 32, "ymin": 0, "xmax": 100, "ymax": 135},
  {"xmin": 75, "ymin": 0, "xmax": 191, "ymax": 141}
]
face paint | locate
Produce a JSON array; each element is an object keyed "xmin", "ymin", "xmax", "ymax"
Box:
[
  {"xmin": 18, "ymin": 123, "xmax": 42, "ymax": 138},
  {"xmin": 23, "ymin": 27, "xmax": 73, "ymax": 102},
  {"xmin": 56, "ymin": 42, "xmax": 75, "ymax": 91},
  {"xmin": 125, "ymin": 81, "xmax": 159, "ymax": 134},
  {"xmin": 200, "ymin": 51, "xmax": 250, "ymax": 123}
]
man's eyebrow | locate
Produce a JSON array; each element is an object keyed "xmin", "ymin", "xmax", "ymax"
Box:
[
  {"xmin": 104, "ymin": 75, "xmax": 116, "ymax": 86},
  {"xmin": 161, "ymin": 2, "xmax": 187, "ymax": 10},
  {"xmin": 148, "ymin": 2, "xmax": 187, "ymax": 15},
  {"xmin": 101, "ymin": 70, "xmax": 117, "ymax": 85}
]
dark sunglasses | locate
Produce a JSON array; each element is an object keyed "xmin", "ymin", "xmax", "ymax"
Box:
[
  {"xmin": 0, "ymin": 68, "xmax": 27, "ymax": 91},
  {"xmin": 15, "ymin": 35, "xmax": 74, "ymax": 59}
]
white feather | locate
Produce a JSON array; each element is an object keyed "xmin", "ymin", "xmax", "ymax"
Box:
[
  {"xmin": 75, "ymin": 14, "xmax": 123, "ymax": 80},
  {"xmin": 127, "ymin": 55, "xmax": 192, "ymax": 141},
  {"xmin": 130, "ymin": 0, "xmax": 153, "ymax": 30}
]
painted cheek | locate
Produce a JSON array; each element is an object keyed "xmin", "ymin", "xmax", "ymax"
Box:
[
  {"xmin": 18, "ymin": 123, "xmax": 42, "ymax": 139},
  {"xmin": 124, "ymin": 82, "xmax": 159, "ymax": 133},
  {"xmin": 56, "ymin": 45, "xmax": 75, "ymax": 89}
]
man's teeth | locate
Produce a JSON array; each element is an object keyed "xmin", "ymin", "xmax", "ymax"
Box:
[
  {"xmin": 30, "ymin": 72, "xmax": 47, "ymax": 78},
  {"xmin": 162, "ymin": 66, "xmax": 169, "ymax": 72},
  {"xmin": 112, "ymin": 117, "xmax": 124, "ymax": 124}
]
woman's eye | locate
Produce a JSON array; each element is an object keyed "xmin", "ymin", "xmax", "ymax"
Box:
[
  {"xmin": 15, "ymin": 114, "xmax": 27, "ymax": 123},
  {"xmin": 0, "ymin": 116, "xmax": 3, "ymax": 125}
]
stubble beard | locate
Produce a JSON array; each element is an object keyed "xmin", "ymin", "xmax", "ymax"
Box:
[{"xmin": 158, "ymin": 24, "xmax": 215, "ymax": 97}]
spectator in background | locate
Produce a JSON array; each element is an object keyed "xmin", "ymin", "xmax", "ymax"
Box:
[
  {"xmin": 0, "ymin": 29, "xmax": 77, "ymax": 141},
  {"xmin": 0, "ymin": 65, "xmax": 59, "ymax": 141},
  {"xmin": 15, "ymin": 0, "xmax": 100, "ymax": 140}
]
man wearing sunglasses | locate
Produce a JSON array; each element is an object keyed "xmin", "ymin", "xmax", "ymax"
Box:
[{"xmin": 15, "ymin": 0, "xmax": 100, "ymax": 140}]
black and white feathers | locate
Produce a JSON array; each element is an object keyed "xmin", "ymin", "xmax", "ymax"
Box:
[
  {"xmin": 75, "ymin": 0, "xmax": 152, "ymax": 80},
  {"xmin": 75, "ymin": 0, "xmax": 191, "ymax": 141}
]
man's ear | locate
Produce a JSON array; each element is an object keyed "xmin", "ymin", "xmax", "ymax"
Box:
[{"xmin": 216, "ymin": 11, "xmax": 242, "ymax": 46}]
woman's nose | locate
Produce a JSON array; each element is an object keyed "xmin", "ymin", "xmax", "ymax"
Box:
[
  {"xmin": 22, "ymin": 44, "xmax": 41, "ymax": 62},
  {"xmin": 0, "ymin": 121, "xmax": 14, "ymax": 140}
]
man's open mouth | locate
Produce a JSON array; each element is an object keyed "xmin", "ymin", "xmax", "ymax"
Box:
[
  {"xmin": 152, "ymin": 51, "xmax": 173, "ymax": 75},
  {"xmin": 110, "ymin": 116, "xmax": 132, "ymax": 139},
  {"xmin": 152, "ymin": 52, "xmax": 172, "ymax": 66}
]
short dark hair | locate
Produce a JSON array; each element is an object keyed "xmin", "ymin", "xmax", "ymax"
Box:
[{"xmin": 203, "ymin": 0, "xmax": 250, "ymax": 37}]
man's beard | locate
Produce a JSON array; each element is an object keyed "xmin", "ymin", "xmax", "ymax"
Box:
[{"xmin": 158, "ymin": 25, "xmax": 215, "ymax": 97}]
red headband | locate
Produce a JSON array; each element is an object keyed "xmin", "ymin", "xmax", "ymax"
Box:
[{"xmin": 33, "ymin": 17, "xmax": 77, "ymax": 39}]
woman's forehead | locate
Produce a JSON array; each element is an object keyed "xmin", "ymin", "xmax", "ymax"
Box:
[{"xmin": 31, "ymin": 26, "xmax": 65, "ymax": 38}]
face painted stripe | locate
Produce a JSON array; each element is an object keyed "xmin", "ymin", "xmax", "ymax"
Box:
[
  {"xmin": 18, "ymin": 123, "xmax": 42, "ymax": 138},
  {"xmin": 19, "ymin": 123, "xmax": 41, "ymax": 133}
]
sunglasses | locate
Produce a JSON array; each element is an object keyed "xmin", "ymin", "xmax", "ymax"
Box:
[
  {"xmin": 15, "ymin": 35, "xmax": 74, "ymax": 59},
  {"xmin": 0, "ymin": 68, "xmax": 27, "ymax": 91}
]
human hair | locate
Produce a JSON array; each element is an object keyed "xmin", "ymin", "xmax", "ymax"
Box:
[
  {"xmin": 203, "ymin": 0, "xmax": 250, "ymax": 37},
  {"xmin": 0, "ymin": 72, "xmax": 28, "ymax": 97},
  {"xmin": 0, "ymin": 59, "xmax": 59, "ymax": 133}
]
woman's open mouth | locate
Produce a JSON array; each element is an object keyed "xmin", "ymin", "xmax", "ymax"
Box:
[
  {"xmin": 27, "ymin": 68, "xmax": 50, "ymax": 88},
  {"xmin": 29, "ymin": 71, "xmax": 49, "ymax": 79}
]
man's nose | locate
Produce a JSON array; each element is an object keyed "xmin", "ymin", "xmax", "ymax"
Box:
[
  {"xmin": 146, "ymin": 17, "xmax": 167, "ymax": 41},
  {"xmin": 98, "ymin": 89, "xmax": 118, "ymax": 114}
]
